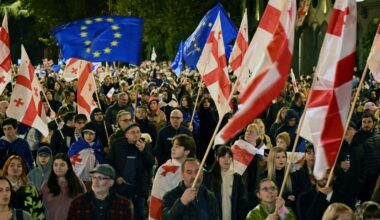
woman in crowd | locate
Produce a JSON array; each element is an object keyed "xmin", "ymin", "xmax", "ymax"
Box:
[
  {"xmin": 253, "ymin": 119, "xmax": 272, "ymax": 148},
  {"xmin": 204, "ymin": 146, "xmax": 248, "ymax": 220},
  {"xmin": 0, "ymin": 176, "xmax": 32, "ymax": 220},
  {"xmin": 246, "ymin": 178, "xmax": 296, "ymax": 220},
  {"xmin": 53, "ymin": 81, "xmax": 65, "ymax": 102},
  {"xmin": 147, "ymin": 96, "xmax": 167, "ymax": 133},
  {"xmin": 27, "ymin": 146, "xmax": 53, "ymax": 189},
  {"xmin": 40, "ymin": 153, "xmax": 86, "ymax": 220},
  {"xmin": 296, "ymin": 144, "xmax": 316, "ymax": 193},
  {"xmin": 269, "ymin": 107, "xmax": 288, "ymax": 143},
  {"xmin": 46, "ymin": 90, "xmax": 62, "ymax": 113},
  {"xmin": 1, "ymin": 155, "xmax": 45, "ymax": 219},
  {"xmin": 179, "ymin": 95, "xmax": 200, "ymax": 135},
  {"xmin": 322, "ymin": 203, "xmax": 354, "ymax": 220}
]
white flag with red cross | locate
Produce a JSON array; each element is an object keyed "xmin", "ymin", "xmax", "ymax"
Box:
[
  {"xmin": 0, "ymin": 10, "xmax": 12, "ymax": 94},
  {"xmin": 229, "ymin": 9, "xmax": 249, "ymax": 92},
  {"xmin": 62, "ymin": 57, "xmax": 81, "ymax": 81},
  {"xmin": 149, "ymin": 159, "xmax": 182, "ymax": 220},
  {"xmin": 367, "ymin": 24, "xmax": 380, "ymax": 82},
  {"xmin": 197, "ymin": 13, "xmax": 232, "ymax": 118},
  {"xmin": 215, "ymin": 0, "xmax": 296, "ymax": 145},
  {"xmin": 6, "ymin": 45, "xmax": 49, "ymax": 136},
  {"xmin": 77, "ymin": 60, "xmax": 97, "ymax": 120},
  {"xmin": 299, "ymin": 0, "xmax": 356, "ymax": 179}
]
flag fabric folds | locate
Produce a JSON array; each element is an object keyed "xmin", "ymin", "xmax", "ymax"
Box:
[
  {"xmin": 149, "ymin": 159, "xmax": 182, "ymax": 220},
  {"xmin": 52, "ymin": 16, "xmax": 144, "ymax": 65},
  {"xmin": 183, "ymin": 3, "xmax": 237, "ymax": 69},
  {"xmin": 6, "ymin": 45, "xmax": 49, "ymax": 136},
  {"xmin": 197, "ymin": 13, "xmax": 232, "ymax": 118},
  {"xmin": 0, "ymin": 10, "xmax": 12, "ymax": 95},
  {"xmin": 367, "ymin": 24, "xmax": 380, "ymax": 82},
  {"xmin": 231, "ymin": 139, "xmax": 258, "ymax": 175},
  {"xmin": 151, "ymin": 47, "xmax": 157, "ymax": 61},
  {"xmin": 77, "ymin": 60, "xmax": 97, "ymax": 120},
  {"xmin": 215, "ymin": 0, "xmax": 296, "ymax": 144},
  {"xmin": 171, "ymin": 41, "xmax": 184, "ymax": 76},
  {"xmin": 299, "ymin": 0, "xmax": 356, "ymax": 179},
  {"xmin": 62, "ymin": 58, "xmax": 81, "ymax": 81}
]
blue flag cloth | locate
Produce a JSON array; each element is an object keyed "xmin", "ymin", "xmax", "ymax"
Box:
[
  {"xmin": 171, "ymin": 41, "xmax": 184, "ymax": 76},
  {"xmin": 183, "ymin": 3, "xmax": 237, "ymax": 69},
  {"xmin": 51, "ymin": 65, "xmax": 61, "ymax": 72},
  {"xmin": 52, "ymin": 16, "xmax": 144, "ymax": 66}
]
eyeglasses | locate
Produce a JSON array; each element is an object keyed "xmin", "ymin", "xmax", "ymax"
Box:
[
  {"xmin": 120, "ymin": 119, "xmax": 132, "ymax": 122},
  {"xmin": 90, "ymin": 176, "xmax": 110, "ymax": 181},
  {"xmin": 260, "ymin": 186, "xmax": 277, "ymax": 192},
  {"xmin": 170, "ymin": 116, "xmax": 182, "ymax": 120}
]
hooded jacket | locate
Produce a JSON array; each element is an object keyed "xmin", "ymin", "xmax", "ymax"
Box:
[{"xmin": 27, "ymin": 146, "xmax": 53, "ymax": 189}]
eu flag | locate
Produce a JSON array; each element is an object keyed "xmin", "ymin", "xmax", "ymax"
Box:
[
  {"xmin": 52, "ymin": 16, "xmax": 144, "ymax": 66},
  {"xmin": 183, "ymin": 3, "xmax": 237, "ymax": 69},
  {"xmin": 171, "ymin": 41, "xmax": 184, "ymax": 76}
]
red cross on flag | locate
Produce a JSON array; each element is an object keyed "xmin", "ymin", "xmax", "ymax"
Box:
[
  {"xmin": 0, "ymin": 10, "xmax": 12, "ymax": 95},
  {"xmin": 6, "ymin": 45, "xmax": 49, "ymax": 136},
  {"xmin": 62, "ymin": 57, "xmax": 80, "ymax": 81},
  {"xmin": 149, "ymin": 159, "xmax": 182, "ymax": 220},
  {"xmin": 197, "ymin": 13, "xmax": 232, "ymax": 118},
  {"xmin": 299, "ymin": 0, "xmax": 356, "ymax": 179},
  {"xmin": 367, "ymin": 24, "xmax": 380, "ymax": 82},
  {"xmin": 77, "ymin": 59, "xmax": 97, "ymax": 120},
  {"xmin": 229, "ymin": 9, "xmax": 249, "ymax": 92},
  {"xmin": 215, "ymin": 0, "xmax": 296, "ymax": 145}
]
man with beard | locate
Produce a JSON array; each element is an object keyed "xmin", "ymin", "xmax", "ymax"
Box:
[{"xmin": 162, "ymin": 158, "xmax": 219, "ymax": 220}]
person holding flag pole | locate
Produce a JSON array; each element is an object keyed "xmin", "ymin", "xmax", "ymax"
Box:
[{"xmin": 41, "ymin": 87, "xmax": 65, "ymax": 140}]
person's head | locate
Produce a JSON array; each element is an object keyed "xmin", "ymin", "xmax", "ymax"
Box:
[
  {"xmin": 293, "ymin": 92, "xmax": 305, "ymax": 105},
  {"xmin": 0, "ymin": 177, "xmax": 12, "ymax": 208},
  {"xmin": 124, "ymin": 123, "xmax": 141, "ymax": 144},
  {"xmin": 276, "ymin": 132, "xmax": 291, "ymax": 150},
  {"xmin": 90, "ymin": 164, "xmax": 115, "ymax": 196},
  {"xmin": 148, "ymin": 97, "xmax": 159, "ymax": 111},
  {"xmin": 162, "ymin": 90, "xmax": 172, "ymax": 103},
  {"xmin": 129, "ymin": 90, "xmax": 137, "ymax": 102},
  {"xmin": 2, "ymin": 118, "xmax": 18, "ymax": 140},
  {"xmin": 284, "ymin": 109, "xmax": 299, "ymax": 127},
  {"xmin": 82, "ymin": 122, "xmax": 97, "ymax": 143},
  {"xmin": 171, "ymin": 134, "xmax": 196, "ymax": 160},
  {"xmin": 244, "ymin": 123, "xmax": 260, "ymax": 144},
  {"xmin": 74, "ymin": 114, "xmax": 87, "ymax": 132},
  {"xmin": 361, "ymin": 113, "xmax": 376, "ymax": 132},
  {"xmin": 63, "ymin": 112, "xmax": 76, "ymax": 127},
  {"xmin": 117, "ymin": 92, "xmax": 129, "ymax": 107},
  {"xmin": 305, "ymin": 144, "xmax": 315, "ymax": 166},
  {"xmin": 116, "ymin": 110, "xmax": 133, "ymax": 130},
  {"xmin": 0, "ymin": 100, "xmax": 9, "ymax": 114},
  {"xmin": 170, "ymin": 109, "xmax": 183, "ymax": 129},
  {"xmin": 275, "ymin": 107, "xmax": 289, "ymax": 124},
  {"xmin": 268, "ymin": 147, "xmax": 287, "ymax": 170},
  {"xmin": 48, "ymin": 153, "xmax": 85, "ymax": 198},
  {"xmin": 58, "ymin": 106, "xmax": 71, "ymax": 119},
  {"xmin": 253, "ymin": 119, "xmax": 266, "ymax": 136},
  {"xmin": 180, "ymin": 95, "xmax": 192, "ymax": 109},
  {"xmin": 360, "ymin": 201, "xmax": 380, "ymax": 220},
  {"xmin": 345, "ymin": 121, "xmax": 357, "ymax": 143},
  {"xmin": 64, "ymin": 89, "xmax": 76, "ymax": 103},
  {"xmin": 181, "ymin": 158, "xmax": 202, "ymax": 189},
  {"xmin": 215, "ymin": 145, "xmax": 233, "ymax": 171},
  {"xmin": 322, "ymin": 203, "xmax": 354, "ymax": 220},
  {"xmin": 119, "ymin": 80, "xmax": 129, "ymax": 92},
  {"xmin": 364, "ymin": 102, "xmax": 378, "ymax": 115},
  {"xmin": 135, "ymin": 105, "xmax": 147, "ymax": 120},
  {"xmin": 37, "ymin": 145, "xmax": 52, "ymax": 167},
  {"xmin": 91, "ymin": 108, "xmax": 104, "ymax": 122},
  {"xmin": 316, "ymin": 169, "xmax": 335, "ymax": 188},
  {"xmin": 255, "ymin": 178, "xmax": 278, "ymax": 205},
  {"xmin": 46, "ymin": 90, "xmax": 54, "ymax": 101},
  {"xmin": 1, "ymin": 155, "xmax": 27, "ymax": 186}
]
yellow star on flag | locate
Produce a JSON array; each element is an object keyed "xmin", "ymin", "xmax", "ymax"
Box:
[
  {"xmin": 111, "ymin": 41, "xmax": 119, "ymax": 46},
  {"xmin": 86, "ymin": 48, "xmax": 91, "ymax": 53},
  {"xmin": 114, "ymin": 32, "xmax": 122, "ymax": 38},
  {"xmin": 104, "ymin": 48, "xmax": 111, "ymax": 54},
  {"xmin": 85, "ymin": 20, "xmax": 93, "ymax": 24},
  {"xmin": 84, "ymin": 40, "xmax": 91, "ymax": 46},
  {"xmin": 80, "ymin": 32, "xmax": 88, "ymax": 37},
  {"xmin": 111, "ymin": 25, "xmax": 119, "ymax": 30},
  {"xmin": 95, "ymin": 18, "xmax": 103, "ymax": 22},
  {"xmin": 81, "ymin": 26, "xmax": 87, "ymax": 30},
  {"xmin": 106, "ymin": 18, "xmax": 114, "ymax": 22},
  {"xmin": 208, "ymin": 22, "xmax": 212, "ymax": 27},
  {"xmin": 93, "ymin": 51, "xmax": 101, "ymax": 57}
]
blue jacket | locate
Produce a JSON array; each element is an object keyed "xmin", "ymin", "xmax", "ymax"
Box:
[{"xmin": 0, "ymin": 137, "xmax": 34, "ymax": 172}]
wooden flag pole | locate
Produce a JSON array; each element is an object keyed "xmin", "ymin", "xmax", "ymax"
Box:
[
  {"xmin": 41, "ymin": 89, "xmax": 64, "ymax": 139},
  {"xmin": 325, "ymin": 64, "xmax": 369, "ymax": 187},
  {"xmin": 91, "ymin": 73, "xmax": 110, "ymax": 141}
]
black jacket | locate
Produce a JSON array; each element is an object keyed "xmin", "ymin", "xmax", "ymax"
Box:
[
  {"xmin": 50, "ymin": 124, "xmax": 76, "ymax": 156},
  {"xmin": 162, "ymin": 182, "xmax": 220, "ymax": 220}
]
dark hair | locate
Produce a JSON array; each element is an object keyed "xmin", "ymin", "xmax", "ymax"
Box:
[
  {"xmin": 255, "ymin": 178, "xmax": 277, "ymax": 194},
  {"xmin": 64, "ymin": 89, "xmax": 75, "ymax": 97},
  {"xmin": 74, "ymin": 114, "xmax": 87, "ymax": 123},
  {"xmin": 63, "ymin": 112, "xmax": 76, "ymax": 124},
  {"xmin": 181, "ymin": 158, "xmax": 200, "ymax": 173},
  {"xmin": 172, "ymin": 134, "xmax": 196, "ymax": 157},
  {"xmin": 209, "ymin": 145, "xmax": 233, "ymax": 191},
  {"xmin": 47, "ymin": 153, "xmax": 84, "ymax": 198},
  {"xmin": 2, "ymin": 118, "xmax": 18, "ymax": 129},
  {"xmin": 0, "ymin": 177, "xmax": 13, "ymax": 208},
  {"xmin": 363, "ymin": 203, "xmax": 380, "ymax": 219},
  {"xmin": 362, "ymin": 112, "xmax": 376, "ymax": 122}
]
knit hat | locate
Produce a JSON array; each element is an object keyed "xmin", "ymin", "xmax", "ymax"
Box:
[
  {"xmin": 37, "ymin": 145, "xmax": 52, "ymax": 156},
  {"xmin": 276, "ymin": 132, "xmax": 291, "ymax": 146},
  {"xmin": 90, "ymin": 164, "xmax": 116, "ymax": 179},
  {"xmin": 82, "ymin": 122, "xmax": 97, "ymax": 134}
]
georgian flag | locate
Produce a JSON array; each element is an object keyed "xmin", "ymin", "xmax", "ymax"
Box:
[
  {"xmin": 231, "ymin": 139, "xmax": 259, "ymax": 175},
  {"xmin": 77, "ymin": 60, "xmax": 97, "ymax": 120},
  {"xmin": 367, "ymin": 24, "xmax": 380, "ymax": 82},
  {"xmin": 0, "ymin": 9, "xmax": 12, "ymax": 95}
]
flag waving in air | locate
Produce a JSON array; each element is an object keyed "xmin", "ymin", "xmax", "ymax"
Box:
[
  {"xmin": 367, "ymin": 24, "xmax": 380, "ymax": 82},
  {"xmin": 197, "ymin": 13, "xmax": 231, "ymax": 118},
  {"xmin": 215, "ymin": 0, "xmax": 296, "ymax": 144},
  {"xmin": 7, "ymin": 45, "xmax": 49, "ymax": 136},
  {"xmin": 77, "ymin": 60, "xmax": 97, "ymax": 120},
  {"xmin": 0, "ymin": 10, "xmax": 12, "ymax": 94},
  {"xmin": 299, "ymin": 0, "xmax": 356, "ymax": 179}
]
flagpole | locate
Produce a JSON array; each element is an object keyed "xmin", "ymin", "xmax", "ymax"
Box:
[
  {"xmin": 189, "ymin": 81, "xmax": 203, "ymax": 127},
  {"xmin": 278, "ymin": 71, "xmax": 319, "ymax": 198},
  {"xmin": 41, "ymin": 90, "xmax": 64, "ymax": 139},
  {"xmin": 91, "ymin": 73, "xmax": 110, "ymax": 142},
  {"xmin": 325, "ymin": 64, "xmax": 369, "ymax": 187}
]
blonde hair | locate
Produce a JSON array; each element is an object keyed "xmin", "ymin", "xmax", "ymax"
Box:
[
  {"xmin": 274, "ymin": 107, "xmax": 289, "ymax": 124},
  {"xmin": 246, "ymin": 123, "xmax": 260, "ymax": 135},
  {"xmin": 322, "ymin": 203, "xmax": 354, "ymax": 220},
  {"xmin": 267, "ymin": 147, "xmax": 292, "ymax": 193}
]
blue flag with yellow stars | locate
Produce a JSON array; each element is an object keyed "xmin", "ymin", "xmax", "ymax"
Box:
[
  {"xmin": 171, "ymin": 41, "xmax": 184, "ymax": 76},
  {"xmin": 183, "ymin": 3, "xmax": 237, "ymax": 69},
  {"xmin": 52, "ymin": 16, "xmax": 143, "ymax": 65}
]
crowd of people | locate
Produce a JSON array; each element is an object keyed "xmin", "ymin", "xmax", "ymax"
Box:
[{"xmin": 0, "ymin": 59, "xmax": 380, "ymax": 219}]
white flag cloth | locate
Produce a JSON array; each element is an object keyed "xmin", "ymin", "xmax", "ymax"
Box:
[
  {"xmin": 151, "ymin": 47, "xmax": 157, "ymax": 61},
  {"xmin": 231, "ymin": 139, "xmax": 258, "ymax": 175},
  {"xmin": 62, "ymin": 58, "xmax": 81, "ymax": 81},
  {"xmin": 197, "ymin": 13, "xmax": 232, "ymax": 118},
  {"xmin": 299, "ymin": 0, "xmax": 356, "ymax": 179},
  {"xmin": 6, "ymin": 45, "xmax": 49, "ymax": 136},
  {"xmin": 368, "ymin": 24, "xmax": 380, "ymax": 82},
  {"xmin": 0, "ymin": 10, "xmax": 12, "ymax": 94},
  {"xmin": 77, "ymin": 60, "xmax": 97, "ymax": 120},
  {"xmin": 149, "ymin": 159, "xmax": 182, "ymax": 220}
]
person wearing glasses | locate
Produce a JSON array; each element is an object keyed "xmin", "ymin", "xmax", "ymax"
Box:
[
  {"xmin": 67, "ymin": 164, "xmax": 133, "ymax": 219},
  {"xmin": 40, "ymin": 153, "xmax": 86, "ymax": 220},
  {"xmin": 108, "ymin": 110, "xmax": 134, "ymax": 145},
  {"xmin": 107, "ymin": 123, "xmax": 154, "ymax": 220},
  {"xmin": 246, "ymin": 178, "xmax": 296, "ymax": 220}
]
